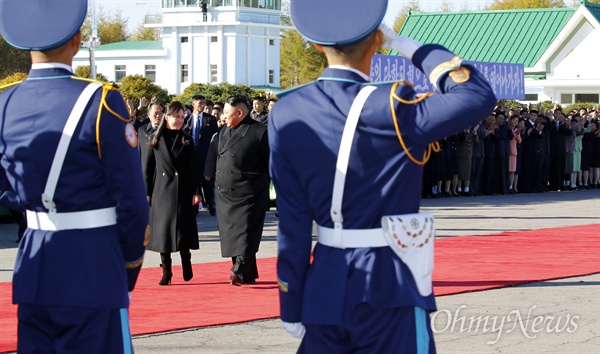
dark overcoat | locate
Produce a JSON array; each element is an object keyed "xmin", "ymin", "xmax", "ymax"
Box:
[
  {"xmin": 144, "ymin": 130, "xmax": 200, "ymax": 253},
  {"xmin": 211, "ymin": 115, "xmax": 269, "ymax": 257}
]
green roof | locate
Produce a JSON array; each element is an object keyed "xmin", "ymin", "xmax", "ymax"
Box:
[
  {"xmin": 393, "ymin": 7, "xmax": 577, "ymax": 67},
  {"xmin": 80, "ymin": 41, "xmax": 163, "ymax": 52},
  {"xmin": 586, "ymin": 1, "xmax": 600, "ymax": 21}
]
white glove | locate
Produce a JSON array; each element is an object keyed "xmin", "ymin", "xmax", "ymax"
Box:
[
  {"xmin": 282, "ymin": 321, "xmax": 306, "ymax": 339},
  {"xmin": 379, "ymin": 24, "xmax": 422, "ymax": 61},
  {"xmin": 128, "ymin": 291, "xmax": 132, "ymax": 306}
]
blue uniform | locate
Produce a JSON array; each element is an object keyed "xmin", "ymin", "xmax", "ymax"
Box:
[
  {"xmin": 0, "ymin": 64, "xmax": 149, "ymax": 352},
  {"xmin": 269, "ymin": 45, "xmax": 496, "ymax": 352}
]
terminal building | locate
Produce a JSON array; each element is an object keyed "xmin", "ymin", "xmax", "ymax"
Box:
[
  {"xmin": 73, "ymin": 0, "xmax": 286, "ymax": 95},
  {"xmin": 393, "ymin": 0, "xmax": 600, "ymax": 104}
]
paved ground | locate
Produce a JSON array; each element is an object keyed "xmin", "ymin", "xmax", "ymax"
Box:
[{"xmin": 0, "ymin": 190, "xmax": 598, "ymax": 353}]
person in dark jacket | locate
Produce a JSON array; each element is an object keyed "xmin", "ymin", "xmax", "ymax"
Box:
[
  {"xmin": 144, "ymin": 101, "xmax": 202, "ymax": 285},
  {"xmin": 206, "ymin": 95, "xmax": 270, "ymax": 285}
]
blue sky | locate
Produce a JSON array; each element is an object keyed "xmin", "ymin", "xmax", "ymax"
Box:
[{"xmin": 94, "ymin": 0, "xmax": 494, "ymax": 34}]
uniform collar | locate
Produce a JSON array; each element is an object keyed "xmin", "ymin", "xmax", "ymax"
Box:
[
  {"xmin": 31, "ymin": 62, "xmax": 73, "ymax": 72},
  {"xmin": 321, "ymin": 65, "xmax": 371, "ymax": 82},
  {"xmin": 27, "ymin": 62, "xmax": 74, "ymax": 80}
]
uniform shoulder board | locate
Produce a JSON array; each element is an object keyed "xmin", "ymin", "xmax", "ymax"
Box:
[
  {"xmin": 72, "ymin": 77, "xmax": 130, "ymax": 122},
  {"xmin": 276, "ymin": 81, "xmax": 315, "ymax": 98},
  {"xmin": 0, "ymin": 80, "xmax": 23, "ymax": 92}
]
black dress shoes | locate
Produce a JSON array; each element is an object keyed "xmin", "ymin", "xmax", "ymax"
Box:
[
  {"xmin": 230, "ymin": 272, "xmax": 243, "ymax": 286},
  {"xmin": 229, "ymin": 272, "xmax": 256, "ymax": 285}
]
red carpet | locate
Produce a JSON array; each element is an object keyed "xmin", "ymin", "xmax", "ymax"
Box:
[{"xmin": 1, "ymin": 224, "xmax": 599, "ymax": 352}]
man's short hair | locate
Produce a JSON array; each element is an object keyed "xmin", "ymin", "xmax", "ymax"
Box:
[
  {"xmin": 148, "ymin": 102, "xmax": 163, "ymax": 111},
  {"xmin": 192, "ymin": 95, "xmax": 206, "ymax": 102},
  {"xmin": 226, "ymin": 95, "xmax": 250, "ymax": 110},
  {"xmin": 252, "ymin": 96, "xmax": 264, "ymax": 102}
]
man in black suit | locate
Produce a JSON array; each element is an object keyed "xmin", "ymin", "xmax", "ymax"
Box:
[
  {"xmin": 185, "ymin": 95, "xmax": 219, "ymax": 215},
  {"xmin": 520, "ymin": 110, "xmax": 547, "ymax": 193},
  {"xmin": 493, "ymin": 113, "xmax": 513, "ymax": 194},
  {"xmin": 549, "ymin": 108, "xmax": 571, "ymax": 190},
  {"xmin": 137, "ymin": 102, "xmax": 163, "ymax": 168}
]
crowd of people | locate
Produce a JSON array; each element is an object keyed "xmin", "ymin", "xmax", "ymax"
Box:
[{"xmin": 423, "ymin": 102, "xmax": 600, "ymax": 198}]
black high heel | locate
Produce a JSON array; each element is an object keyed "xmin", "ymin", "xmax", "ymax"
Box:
[
  {"xmin": 181, "ymin": 251, "xmax": 193, "ymax": 282},
  {"xmin": 159, "ymin": 263, "xmax": 172, "ymax": 285},
  {"xmin": 159, "ymin": 254, "xmax": 172, "ymax": 285}
]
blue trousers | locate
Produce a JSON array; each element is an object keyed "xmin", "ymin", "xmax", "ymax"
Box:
[
  {"xmin": 299, "ymin": 304, "xmax": 435, "ymax": 354},
  {"xmin": 17, "ymin": 304, "xmax": 133, "ymax": 354}
]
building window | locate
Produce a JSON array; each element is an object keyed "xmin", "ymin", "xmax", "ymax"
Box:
[
  {"xmin": 181, "ymin": 64, "xmax": 188, "ymax": 83},
  {"xmin": 210, "ymin": 36, "xmax": 218, "ymax": 43},
  {"xmin": 561, "ymin": 93, "xmax": 573, "ymax": 104},
  {"xmin": 181, "ymin": 36, "xmax": 188, "ymax": 43},
  {"xmin": 145, "ymin": 65, "xmax": 156, "ymax": 82},
  {"xmin": 575, "ymin": 93, "xmax": 599, "ymax": 103},
  {"xmin": 269, "ymin": 39, "xmax": 274, "ymax": 46},
  {"xmin": 524, "ymin": 94, "xmax": 537, "ymax": 101},
  {"xmin": 268, "ymin": 69, "xmax": 274, "ymax": 84},
  {"xmin": 210, "ymin": 64, "xmax": 218, "ymax": 83},
  {"xmin": 115, "ymin": 65, "xmax": 126, "ymax": 82}
]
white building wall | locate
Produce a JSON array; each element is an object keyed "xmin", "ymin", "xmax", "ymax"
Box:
[
  {"xmin": 72, "ymin": 51, "xmax": 168, "ymax": 83},
  {"xmin": 550, "ymin": 22, "xmax": 600, "ymax": 81},
  {"xmin": 73, "ymin": 6, "xmax": 286, "ymax": 96},
  {"xmin": 250, "ymin": 27, "xmax": 267, "ymax": 85},
  {"xmin": 267, "ymin": 28, "xmax": 280, "ymax": 87}
]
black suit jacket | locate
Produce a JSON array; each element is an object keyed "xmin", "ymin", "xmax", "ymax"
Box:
[
  {"xmin": 137, "ymin": 122, "xmax": 156, "ymax": 179},
  {"xmin": 184, "ymin": 112, "xmax": 219, "ymax": 174}
]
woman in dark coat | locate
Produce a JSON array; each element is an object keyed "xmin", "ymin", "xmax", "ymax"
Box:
[{"xmin": 144, "ymin": 101, "xmax": 202, "ymax": 285}]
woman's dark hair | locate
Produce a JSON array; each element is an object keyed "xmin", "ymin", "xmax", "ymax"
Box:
[{"xmin": 148, "ymin": 101, "xmax": 192, "ymax": 149}]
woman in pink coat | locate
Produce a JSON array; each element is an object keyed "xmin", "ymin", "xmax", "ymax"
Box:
[{"xmin": 508, "ymin": 116, "xmax": 522, "ymax": 193}]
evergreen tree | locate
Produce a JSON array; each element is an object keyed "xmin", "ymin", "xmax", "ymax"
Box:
[
  {"xmin": 487, "ymin": 0, "xmax": 567, "ymax": 10},
  {"xmin": 392, "ymin": 1, "xmax": 420, "ymax": 33},
  {"xmin": 81, "ymin": 7, "xmax": 129, "ymax": 44},
  {"xmin": 131, "ymin": 14, "xmax": 162, "ymax": 41},
  {"xmin": 0, "ymin": 72, "xmax": 27, "ymax": 87},
  {"xmin": 279, "ymin": 28, "xmax": 326, "ymax": 88},
  {"xmin": 440, "ymin": 1, "xmax": 454, "ymax": 11},
  {"xmin": 172, "ymin": 83, "xmax": 259, "ymax": 106},
  {"xmin": 118, "ymin": 75, "xmax": 170, "ymax": 110},
  {"xmin": 278, "ymin": 3, "xmax": 326, "ymax": 89},
  {"xmin": 73, "ymin": 66, "xmax": 109, "ymax": 82},
  {"xmin": 0, "ymin": 35, "xmax": 30, "ymax": 78}
]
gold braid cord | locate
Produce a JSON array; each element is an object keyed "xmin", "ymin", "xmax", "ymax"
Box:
[
  {"xmin": 95, "ymin": 84, "xmax": 130, "ymax": 158},
  {"xmin": 71, "ymin": 78, "xmax": 131, "ymax": 158},
  {"xmin": 389, "ymin": 82, "xmax": 440, "ymax": 165},
  {"xmin": 0, "ymin": 81, "xmax": 22, "ymax": 92}
]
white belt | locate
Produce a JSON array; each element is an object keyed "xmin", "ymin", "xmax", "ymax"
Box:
[
  {"xmin": 26, "ymin": 207, "xmax": 117, "ymax": 231},
  {"xmin": 317, "ymin": 225, "xmax": 388, "ymax": 249}
]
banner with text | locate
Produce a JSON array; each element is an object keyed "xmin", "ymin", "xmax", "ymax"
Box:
[{"xmin": 370, "ymin": 54, "xmax": 525, "ymax": 100}]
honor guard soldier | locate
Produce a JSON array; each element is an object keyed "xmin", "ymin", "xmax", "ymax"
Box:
[
  {"xmin": 0, "ymin": 0, "xmax": 149, "ymax": 352},
  {"xmin": 269, "ymin": 0, "xmax": 496, "ymax": 352}
]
